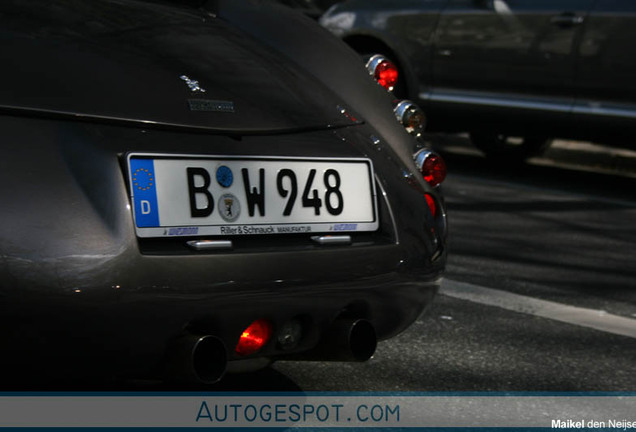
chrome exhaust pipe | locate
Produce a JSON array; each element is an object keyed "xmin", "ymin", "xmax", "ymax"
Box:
[
  {"xmin": 165, "ymin": 334, "xmax": 227, "ymax": 384},
  {"xmin": 287, "ymin": 318, "xmax": 377, "ymax": 362}
]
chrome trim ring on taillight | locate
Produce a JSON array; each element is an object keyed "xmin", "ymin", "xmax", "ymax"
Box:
[{"xmin": 365, "ymin": 54, "xmax": 386, "ymax": 76}]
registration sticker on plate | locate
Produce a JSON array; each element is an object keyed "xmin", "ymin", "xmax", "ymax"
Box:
[{"xmin": 127, "ymin": 154, "xmax": 378, "ymax": 237}]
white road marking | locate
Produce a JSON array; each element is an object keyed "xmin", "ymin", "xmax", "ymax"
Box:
[{"xmin": 441, "ymin": 279, "xmax": 636, "ymax": 339}]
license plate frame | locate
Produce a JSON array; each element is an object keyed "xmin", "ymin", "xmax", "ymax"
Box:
[{"xmin": 127, "ymin": 153, "xmax": 379, "ymax": 238}]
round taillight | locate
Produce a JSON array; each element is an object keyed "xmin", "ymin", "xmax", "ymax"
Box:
[
  {"xmin": 235, "ymin": 319, "xmax": 273, "ymax": 356},
  {"xmin": 366, "ymin": 54, "xmax": 399, "ymax": 92},
  {"xmin": 394, "ymin": 100, "xmax": 426, "ymax": 138},
  {"xmin": 414, "ymin": 149, "xmax": 447, "ymax": 187}
]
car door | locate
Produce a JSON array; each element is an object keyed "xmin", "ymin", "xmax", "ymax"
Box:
[
  {"xmin": 430, "ymin": 0, "xmax": 595, "ymax": 117},
  {"xmin": 573, "ymin": 0, "xmax": 636, "ymax": 137}
]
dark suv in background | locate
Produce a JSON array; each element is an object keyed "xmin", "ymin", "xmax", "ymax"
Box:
[{"xmin": 314, "ymin": 0, "xmax": 636, "ymax": 161}]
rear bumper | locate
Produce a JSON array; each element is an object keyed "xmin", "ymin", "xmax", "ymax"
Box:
[{"xmin": 1, "ymin": 261, "xmax": 441, "ymax": 381}]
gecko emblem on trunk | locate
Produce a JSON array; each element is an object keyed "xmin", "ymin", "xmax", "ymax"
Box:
[{"xmin": 180, "ymin": 75, "xmax": 206, "ymax": 93}]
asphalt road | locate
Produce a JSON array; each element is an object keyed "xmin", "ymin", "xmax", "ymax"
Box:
[{"xmin": 216, "ymin": 136, "xmax": 636, "ymax": 392}]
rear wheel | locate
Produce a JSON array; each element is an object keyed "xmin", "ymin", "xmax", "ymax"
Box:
[{"xmin": 469, "ymin": 132, "xmax": 552, "ymax": 162}]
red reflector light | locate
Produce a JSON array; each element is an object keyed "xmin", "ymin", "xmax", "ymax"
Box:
[
  {"xmin": 375, "ymin": 60, "xmax": 398, "ymax": 91},
  {"xmin": 236, "ymin": 319, "xmax": 273, "ymax": 356},
  {"xmin": 425, "ymin": 194, "xmax": 437, "ymax": 218}
]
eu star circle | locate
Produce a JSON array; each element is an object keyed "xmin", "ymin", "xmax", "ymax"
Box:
[
  {"xmin": 216, "ymin": 165, "xmax": 233, "ymax": 188},
  {"xmin": 218, "ymin": 193, "xmax": 241, "ymax": 222},
  {"xmin": 133, "ymin": 168, "xmax": 154, "ymax": 191}
]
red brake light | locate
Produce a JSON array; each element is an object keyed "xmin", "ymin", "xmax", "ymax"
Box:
[
  {"xmin": 236, "ymin": 319, "xmax": 273, "ymax": 356},
  {"xmin": 414, "ymin": 150, "xmax": 447, "ymax": 187},
  {"xmin": 375, "ymin": 60, "xmax": 398, "ymax": 91},
  {"xmin": 366, "ymin": 54, "xmax": 399, "ymax": 92},
  {"xmin": 422, "ymin": 154, "xmax": 447, "ymax": 187}
]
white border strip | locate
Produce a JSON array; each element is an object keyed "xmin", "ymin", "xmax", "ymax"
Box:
[{"xmin": 441, "ymin": 279, "xmax": 636, "ymax": 339}]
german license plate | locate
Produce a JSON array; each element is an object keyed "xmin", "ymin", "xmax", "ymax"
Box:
[{"xmin": 127, "ymin": 154, "xmax": 378, "ymax": 237}]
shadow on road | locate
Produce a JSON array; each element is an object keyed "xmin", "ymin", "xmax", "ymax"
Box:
[{"xmin": 430, "ymin": 133, "xmax": 636, "ymax": 311}]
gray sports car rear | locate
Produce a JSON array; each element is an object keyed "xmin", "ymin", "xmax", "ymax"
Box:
[{"xmin": 0, "ymin": 0, "xmax": 446, "ymax": 386}]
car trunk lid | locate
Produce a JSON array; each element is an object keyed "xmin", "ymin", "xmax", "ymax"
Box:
[{"xmin": 0, "ymin": 0, "xmax": 360, "ymax": 133}]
